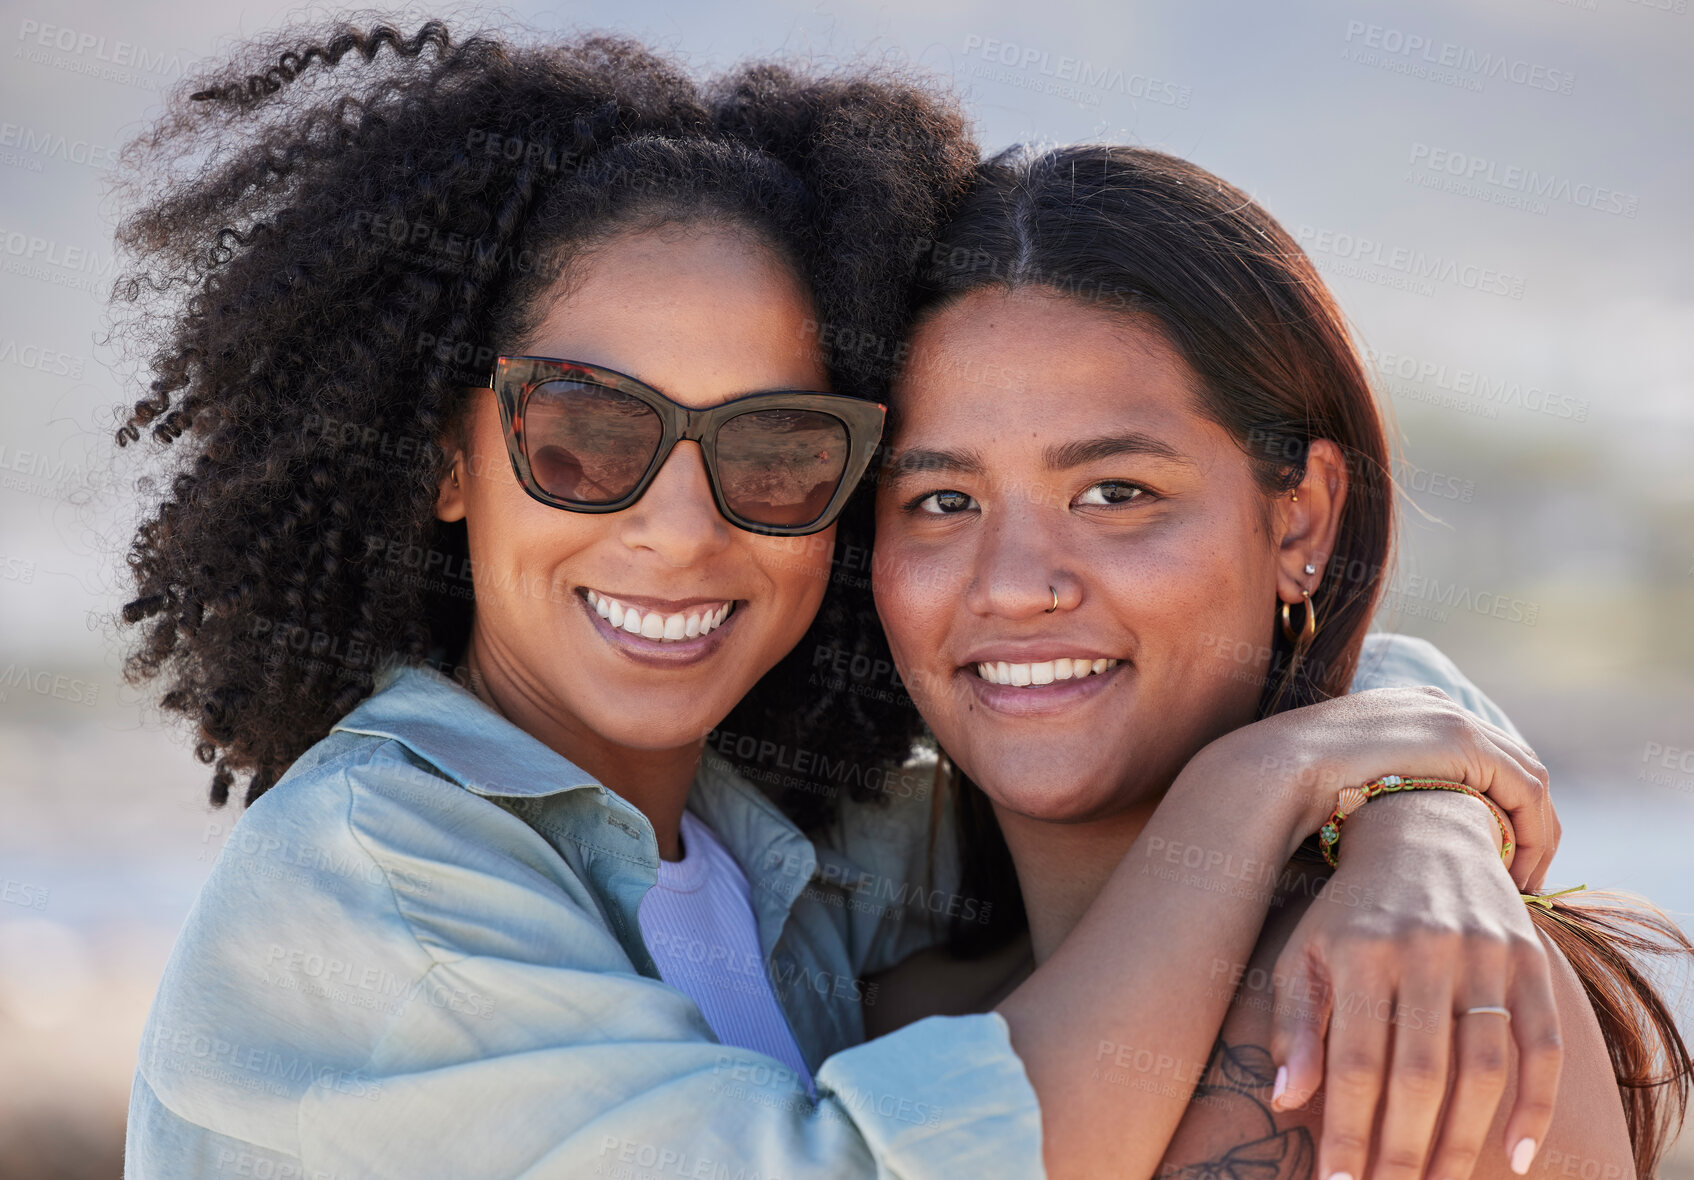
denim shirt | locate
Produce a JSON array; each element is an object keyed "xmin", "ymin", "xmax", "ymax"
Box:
[{"xmin": 123, "ymin": 632, "xmax": 1518, "ymax": 1179}]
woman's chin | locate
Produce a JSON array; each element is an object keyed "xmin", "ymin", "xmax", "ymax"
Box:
[{"xmin": 972, "ymin": 764, "xmax": 1141, "ymax": 825}]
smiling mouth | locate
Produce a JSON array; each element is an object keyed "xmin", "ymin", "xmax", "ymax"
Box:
[
  {"xmin": 973, "ymin": 658, "xmax": 1121, "ymax": 686},
  {"xmin": 585, "ymin": 589, "xmax": 736, "ymax": 643}
]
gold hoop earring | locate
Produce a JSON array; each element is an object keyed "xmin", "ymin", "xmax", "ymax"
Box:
[
  {"xmin": 1045, "ymin": 585, "xmax": 1059, "ymax": 614},
  {"xmin": 1280, "ymin": 589, "xmax": 1318, "ymax": 646}
]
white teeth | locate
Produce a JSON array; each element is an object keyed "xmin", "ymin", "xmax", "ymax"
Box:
[
  {"xmin": 586, "ymin": 591, "xmax": 734, "ymax": 643},
  {"xmin": 975, "ymin": 658, "xmax": 1120, "ymax": 686}
]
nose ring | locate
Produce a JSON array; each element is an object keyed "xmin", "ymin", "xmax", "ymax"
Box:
[{"xmin": 1046, "ymin": 586, "xmax": 1059, "ymax": 614}]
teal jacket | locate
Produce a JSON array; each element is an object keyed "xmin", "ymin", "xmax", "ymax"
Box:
[{"xmin": 124, "ymin": 633, "xmax": 1519, "ymax": 1178}]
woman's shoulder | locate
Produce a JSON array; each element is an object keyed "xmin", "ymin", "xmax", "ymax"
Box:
[
  {"xmin": 135, "ymin": 731, "xmax": 660, "ymax": 1151},
  {"xmin": 166, "ymin": 731, "xmax": 624, "ymax": 998},
  {"xmin": 221, "ymin": 731, "xmax": 559, "ymax": 892},
  {"xmin": 1351, "ymin": 632, "xmax": 1524, "ymax": 741}
]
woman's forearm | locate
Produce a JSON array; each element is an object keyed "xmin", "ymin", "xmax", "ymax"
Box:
[
  {"xmin": 994, "ymin": 740, "xmax": 1313, "ymax": 1180},
  {"xmin": 994, "ymin": 740, "xmax": 1521, "ymax": 1180}
]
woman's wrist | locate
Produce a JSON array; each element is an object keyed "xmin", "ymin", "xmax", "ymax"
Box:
[
  {"xmin": 1166, "ymin": 737, "xmax": 1319, "ymax": 864},
  {"xmin": 1341, "ymin": 786, "xmax": 1508, "ymax": 862}
]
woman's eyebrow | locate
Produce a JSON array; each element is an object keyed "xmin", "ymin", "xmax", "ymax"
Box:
[
  {"xmin": 885, "ymin": 446, "xmax": 987, "ymax": 480},
  {"xmin": 1043, "ymin": 431, "xmax": 1192, "ymax": 470}
]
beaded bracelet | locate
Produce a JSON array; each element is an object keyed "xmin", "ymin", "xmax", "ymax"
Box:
[{"xmin": 1318, "ymin": 774, "xmax": 1515, "ymax": 870}]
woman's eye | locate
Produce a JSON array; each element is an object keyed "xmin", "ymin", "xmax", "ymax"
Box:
[
  {"xmin": 913, "ymin": 489, "xmax": 977, "ymax": 514},
  {"xmin": 1075, "ymin": 481, "xmax": 1149, "ymax": 507}
]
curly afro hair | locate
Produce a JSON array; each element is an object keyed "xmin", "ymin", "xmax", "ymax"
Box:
[{"xmin": 108, "ymin": 17, "xmax": 978, "ymax": 822}]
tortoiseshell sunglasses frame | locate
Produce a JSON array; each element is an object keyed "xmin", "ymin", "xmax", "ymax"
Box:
[{"xmin": 484, "ymin": 355, "xmax": 886, "ymax": 537}]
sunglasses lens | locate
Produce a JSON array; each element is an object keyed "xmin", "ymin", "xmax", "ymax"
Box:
[
  {"xmin": 716, "ymin": 409, "xmax": 850, "ymax": 528},
  {"xmin": 523, "ymin": 379, "xmax": 663, "ymax": 504}
]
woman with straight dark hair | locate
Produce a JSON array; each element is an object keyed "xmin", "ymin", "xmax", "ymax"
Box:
[{"xmin": 872, "ymin": 142, "xmax": 1693, "ymax": 1179}]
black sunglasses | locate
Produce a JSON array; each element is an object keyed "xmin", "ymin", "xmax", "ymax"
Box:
[{"xmin": 483, "ymin": 356, "xmax": 886, "ymax": 537}]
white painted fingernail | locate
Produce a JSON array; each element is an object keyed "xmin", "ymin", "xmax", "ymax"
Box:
[
  {"xmin": 1272, "ymin": 1064, "xmax": 1287, "ymax": 1105},
  {"xmin": 1327, "ymin": 1171, "xmax": 1354, "ymax": 1180},
  {"xmin": 1511, "ymin": 1138, "xmax": 1537, "ymax": 1175}
]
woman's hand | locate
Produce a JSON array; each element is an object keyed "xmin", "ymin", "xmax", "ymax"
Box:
[
  {"xmin": 1266, "ymin": 795, "xmax": 1560, "ymax": 1180},
  {"xmin": 1192, "ymin": 684, "xmax": 1555, "ymax": 890},
  {"xmin": 1178, "ymin": 684, "xmax": 1560, "ymax": 1180}
]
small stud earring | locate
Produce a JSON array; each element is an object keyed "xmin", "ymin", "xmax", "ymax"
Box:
[
  {"xmin": 1304, "ymin": 563, "xmax": 1316, "ymax": 576},
  {"xmin": 1290, "ymin": 491, "xmax": 1299, "ymax": 502}
]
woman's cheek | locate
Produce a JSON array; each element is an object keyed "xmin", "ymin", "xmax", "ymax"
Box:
[
  {"xmin": 896, "ymin": 555, "xmax": 972, "ymax": 726},
  {"xmin": 872, "ymin": 540, "xmax": 937, "ymax": 667},
  {"xmin": 758, "ymin": 528, "xmax": 833, "ymax": 608}
]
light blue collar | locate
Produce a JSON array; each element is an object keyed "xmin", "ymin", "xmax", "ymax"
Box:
[{"xmin": 330, "ymin": 661, "xmax": 818, "ymax": 960}]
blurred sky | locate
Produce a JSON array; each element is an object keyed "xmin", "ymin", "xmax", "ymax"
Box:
[{"xmin": 1, "ymin": 0, "xmax": 1691, "ymax": 1170}]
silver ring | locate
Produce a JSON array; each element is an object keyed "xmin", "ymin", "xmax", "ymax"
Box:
[
  {"xmin": 1460, "ymin": 1006, "xmax": 1512, "ymax": 1020},
  {"xmin": 1045, "ymin": 586, "xmax": 1059, "ymax": 613}
]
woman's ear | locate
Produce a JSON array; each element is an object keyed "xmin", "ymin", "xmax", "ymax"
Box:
[
  {"xmin": 1275, "ymin": 438, "xmax": 1348, "ymax": 604},
  {"xmin": 435, "ymin": 421, "xmax": 469, "ymax": 523}
]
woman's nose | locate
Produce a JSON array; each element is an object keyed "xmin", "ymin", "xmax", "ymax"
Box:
[
  {"xmin": 615, "ymin": 442, "xmax": 734, "ymax": 567},
  {"xmin": 963, "ymin": 512, "xmax": 1069, "ymax": 619}
]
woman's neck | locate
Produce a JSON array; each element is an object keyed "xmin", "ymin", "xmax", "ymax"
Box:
[
  {"xmin": 462, "ymin": 632, "xmax": 700, "ymax": 861},
  {"xmin": 994, "ymin": 792, "xmax": 1166, "ymax": 965}
]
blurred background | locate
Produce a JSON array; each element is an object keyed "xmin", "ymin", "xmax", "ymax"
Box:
[{"xmin": 1, "ymin": 0, "xmax": 1690, "ymax": 1175}]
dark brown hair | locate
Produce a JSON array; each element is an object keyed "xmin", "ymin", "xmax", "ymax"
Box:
[
  {"xmin": 919, "ymin": 143, "xmax": 1690, "ymax": 1173},
  {"xmin": 106, "ymin": 19, "xmax": 969, "ymax": 818}
]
